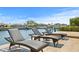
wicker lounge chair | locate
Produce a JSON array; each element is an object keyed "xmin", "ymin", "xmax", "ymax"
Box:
[
  {"xmin": 44, "ymin": 28, "xmax": 68, "ymax": 40},
  {"xmin": 31, "ymin": 28, "xmax": 61, "ymax": 47},
  {"xmin": 5, "ymin": 28, "xmax": 48, "ymax": 52}
]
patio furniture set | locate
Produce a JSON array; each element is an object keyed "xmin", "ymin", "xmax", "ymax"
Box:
[{"xmin": 4, "ymin": 28, "xmax": 68, "ymax": 52}]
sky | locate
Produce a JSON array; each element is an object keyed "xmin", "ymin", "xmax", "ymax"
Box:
[{"xmin": 0, "ymin": 7, "xmax": 79, "ymax": 25}]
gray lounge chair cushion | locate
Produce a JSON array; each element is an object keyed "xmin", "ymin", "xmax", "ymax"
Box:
[
  {"xmin": 8, "ymin": 29, "xmax": 25, "ymax": 42},
  {"xmin": 16, "ymin": 40, "xmax": 47, "ymax": 51}
]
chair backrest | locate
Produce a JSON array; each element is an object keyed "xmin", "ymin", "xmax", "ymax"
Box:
[
  {"xmin": 32, "ymin": 28, "xmax": 42, "ymax": 35},
  {"xmin": 45, "ymin": 28, "xmax": 52, "ymax": 34},
  {"xmin": 8, "ymin": 28, "xmax": 25, "ymax": 42}
]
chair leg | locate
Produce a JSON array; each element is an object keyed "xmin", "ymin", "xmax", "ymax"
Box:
[
  {"xmin": 34, "ymin": 37, "xmax": 37, "ymax": 40},
  {"xmin": 9, "ymin": 43, "xmax": 13, "ymax": 50},
  {"xmin": 41, "ymin": 50, "xmax": 43, "ymax": 52},
  {"xmin": 38, "ymin": 38, "xmax": 40, "ymax": 41},
  {"xmin": 55, "ymin": 41, "xmax": 58, "ymax": 47},
  {"xmin": 52, "ymin": 40, "xmax": 56, "ymax": 47},
  {"xmin": 52, "ymin": 39, "xmax": 58, "ymax": 47}
]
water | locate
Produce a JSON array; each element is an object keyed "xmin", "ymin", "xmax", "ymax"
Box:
[{"xmin": 0, "ymin": 29, "xmax": 46, "ymax": 45}]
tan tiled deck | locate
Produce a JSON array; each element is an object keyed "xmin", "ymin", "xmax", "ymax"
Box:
[
  {"xmin": 44, "ymin": 38, "xmax": 79, "ymax": 52},
  {"xmin": 0, "ymin": 31, "xmax": 79, "ymax": 52}
]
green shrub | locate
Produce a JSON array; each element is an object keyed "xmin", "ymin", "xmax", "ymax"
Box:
[{"xmin": 60, "ymin": 26, "xmax": 79, "ymax": 32}]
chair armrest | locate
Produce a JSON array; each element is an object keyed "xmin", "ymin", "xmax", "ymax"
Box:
[{"xmin": 4, "ymin": 37, "xmax": 14, "ymax": 43}]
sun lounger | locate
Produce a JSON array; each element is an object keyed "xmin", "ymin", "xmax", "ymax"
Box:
[
  {"xmin": 31, "ymin": 28, "xmax": 61, "ymax": 47},
  {"xmin": 5, "ymin": 28, "xmax": 48, "ymax": 52},
  {"xmin": 43, "ymin": 28, "xmax": 68, "ymax": 40}
]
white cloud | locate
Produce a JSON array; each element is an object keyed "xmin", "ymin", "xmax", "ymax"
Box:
[
  {"xmin": 0, "ymin": 15, "xmax": 27, "ymax": 24},
  {"xmin": 0, "ymin": 9, "xmax": 79, "ymax": 25},
  {"xmin": 51, "ymin": 10, "xmax": 79, "ymax": 24},
  {"xmin": 27, "ymin": 9, "xmax": 79, "ymax": 25}
]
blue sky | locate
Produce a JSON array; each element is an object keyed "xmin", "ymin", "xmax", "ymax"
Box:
[{"xmin": 0, "ymin": 7, "xmax": 79, "ymax": 24}]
